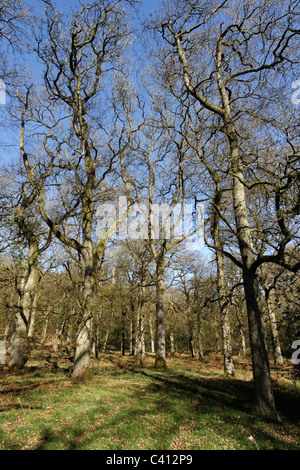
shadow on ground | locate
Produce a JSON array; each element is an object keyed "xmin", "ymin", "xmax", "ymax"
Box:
[{"xmin": 33, "ymin": 363, "xmax": 300, "ymax": 450}]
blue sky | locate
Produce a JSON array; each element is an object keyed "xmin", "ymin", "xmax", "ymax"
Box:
[
  {"xmin": 27, "ymin": 0, "xmax": 161, "ymax": 16},
  {"xmin": 0, "ymin": 0, "xmax": 211, "ymax": 260},
  {"xmin": 0, "ymin": 0, "xmax": 162, "ymax": 155}
]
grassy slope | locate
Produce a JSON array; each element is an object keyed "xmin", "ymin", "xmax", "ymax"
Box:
[{"xmin": 0, "ymin": 352, "xmax": 299, "ymax": 450}]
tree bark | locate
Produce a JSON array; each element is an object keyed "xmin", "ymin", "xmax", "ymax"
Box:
[
  {"xmin": 229, "ymin": 130, "xmax": 278, "ymax": 419},
  {"xmin": 216, "ymin": 38, "xmax": 278, "ymax": 418},
  {"xmin": 27, "ymin": 293, "xmax": 37, "ymax": 338},
  {"xmin": 149, "ymin": 312, "xmax": 155, "ymax": 354},
  {"xmin": 197, "ymin": 313, "xmax": 204, "ymax": 361},
  {"xmin": 210, "ymin": 179, "xmax": 235, "ymax": 375},
  {"xmin": 169, "ymin": 331, "xmax": 175, "ymax": 357},
  {"xmin": 134, "ymin": 286, "xmax": 145, "ymax": 367},
  {"xmin": 121, "ymin": 310, "xmax": 126, "ymax": 356},
  {"xmin": 8, "ymin": 243, "xmax": 38, "ymax": 369},
  {"xmin": 42, "ymin": 311, "xmax": 50, "ymax": 345},
  {"xmin": 265, "ymin": 287, "xmax": 283, "ymax": 365},
  {"xmin": 216, "ymin": 250, "xmax": 235, "ymax": 376},
  {"xmin": 243, "ymin": 268, "xmax": 278, "ymax": 419},
  {"xmin": 72, "ymin": 244, "xmax": 94, "ymax": 378},
  {"xmin": 169, "ymin": 12, "xmax": 283, "ymax": 420},
  {"xmin": 155, "ymin": 245, "xmax": 167, "ymax": 369},
  {"xmin": 186, "ymin": 306, "xmax": 194, "ymax": 358}
]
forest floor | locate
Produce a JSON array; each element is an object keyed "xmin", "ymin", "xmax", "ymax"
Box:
[{"xmin": 0, "ymin": 350, "xmax": 299, "ymax": 450}]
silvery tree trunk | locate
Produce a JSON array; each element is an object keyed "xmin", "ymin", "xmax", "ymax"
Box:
[
  {"xmin": 129, "ymin": 319, "xmax": 134, "ymax": 356},
  {"xmin": 121, "ymin": 310, "xmax": 126, "ymax": 356},
  {"xmin": 211, "ymin": 184, "xmax": 235, "ymax": 376},
  {"xmin": 169, "ymin": 331, "xmax": 175, "ymax": 357},
  {"xmin": 27, "ymin": 293, "xmax": 37, "ymax": 338},
  {"xmin": 134, "ymin": 286, "xmax": 145, "ymax": 367},
  {"xmin": 8, "ymin": 243, "xmax": 39, "ymax": 369},
  {"xmin": 265, "ymin": 287, "xmax": 283, "ymax": 365},
  {"xmin": 187, "ymin": 306, "xmax": 195, "ymax": 358},
  {"xmin": 92, "ymin": 310, "xmax": 101, "ymax": 358},
  {"xmin": 149, "ymin": 313, "xmax": 155, "ymax": 354},
  {"xmin": 231, "ymin": 152, "xmax": 278, "ymax": 419},
  {"xmin": 216, "ymin": 249, "xmax": 235, "ymax": 376},
  {"xmin": 195, "ymin": 291, "xmax": 204, "ymax": 361},
  {"xmin": 239, "ymin": 322, "xmax": 247, "ymax": 356},
  {"xmin": 72, "ymin": 242, "xmax": 94, "ymax": 378},
  {"xmin": 197, "ymin": 315, "xmax": 204, "ymax": 361},
  {"xmin": 8, "ymin": 278, "xmax": 27, "ymax": 368},
  {"xmin": 155, "ymin": 245, "xmax": 167, "ymax": 369}
]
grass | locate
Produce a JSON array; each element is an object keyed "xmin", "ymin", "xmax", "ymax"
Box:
[{"xmin": 0, "ymin": 351, "xmax": 299, "ymax": 450}]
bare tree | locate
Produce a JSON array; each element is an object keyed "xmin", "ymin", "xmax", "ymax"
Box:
[
  {"xmin": 0, "ymin": 93, "xmax": 52, "ymax": 368},
  {"xmin": 20, "ymin": 0, "xmax": 135, "ymax": 377},
  {"xmin": 152, "ymin": 0, "xmax": 299, "ymax": 420}
]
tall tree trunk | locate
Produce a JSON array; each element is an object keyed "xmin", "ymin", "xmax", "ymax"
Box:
[
  {"xmin": 42, "ymin": 309, "xmax": 50, "ymax": 345},
  {"xmin": 121, "ymin": 310, "xmax": 126, "ymax": 356},
  {"xmin": 27, "ymin": 293, "xmax": 37, "ymax": 338},
  {"xmin": 187, "ymin": 306, "xmax": 195, "ymax": 358},
  {"xmin": 129, "ymin": 318, "xmax": 134, "ymax": 356},
  {"xmin": 155, "ymin": 245, "xmax": 167, "ymax": 369},
  {"xmin": 237, "ymin": 314, "xmax": 247, "ymax": 356},
  {"xmin": 102, "ymin": 329, "xmax": 109, "ymax": 352},
  {"xmin": 211, "ymin": 184, "xmax": 235, "ymax": 376},
  {"xmin": 195, "ymin": 291, "xmax": 204, "ymax": 361},
  {"xmin": 189, "ymin": 336, "xmax": 195, "ymax": 358},
  {"xmin": 217, "ymin": 255, "xmax": 234, "ymax": 376},
  {"xmin": 240, "ymin": 328, "xmax": 247, "ymax": 356},
  {"xmin": 197, "ymin": 314, "xmax": 204, "ymax": 361},
  {"xmin": 235, "ymin": 308, "xmax": 247, "ymax": 356},
  {"xmin": 72, "ymin": 244, "xmax": 94, "ymax": 378},
  {"xmin": 134, "ymin": 286, "xmax": 145, "ymax": 367},
  {"xmin": 8, "ymin": 281, "xmax": 27, "ymax": 369},
  {"xmin": 149, "ymin": 312, "xmax": 155, "ymax": 354},
  {"xmin": 129, "ymin": 296, "xmax": 135, "ymax": 355},
  {"xmin": 217, "ymin": 49, "xmax": 278, "ymax": 418},
  {"xmin": 8, "ymin": 243, "xmax": 38, "ymax": 369},
  {"xmin": 174, "ymin": 24, "xmax": 279, "ymax": 419},
  {"xmin": 265, "ymin": 288, "xmax": 283, "ymax": 365},
  {"xmin": 169, "ymin": 331, "xmax": 175, "ymax": 357},
  {"xmin": 52, "ymin": 330, "xmax": 59, "ymax": 353},
  {"xmin": 231, "ymin": 142, "xmax": 278, "ymax": 419},
  {"xmin": 92, "ymin": 309, "xmax": 101, "ymax": 359},
  {"xmin": 65, "ymin": 318, "xmax": 73, "ymax": 355}
]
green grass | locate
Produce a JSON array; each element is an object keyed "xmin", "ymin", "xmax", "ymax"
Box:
[{"xmin": 0, "ymin": 352, "xmax": 299, "ymax": 450}]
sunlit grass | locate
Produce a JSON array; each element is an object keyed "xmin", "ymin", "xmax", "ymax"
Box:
[{"xmin": 0, "ymin": 352, "xmax": 299, "ymax": 450}]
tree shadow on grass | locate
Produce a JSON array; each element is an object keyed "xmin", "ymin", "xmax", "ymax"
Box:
[
  {"xmin": 33, "ymin": 366, "xmax": 300, "ymax": 450},
  {"xmin": 132, "ymin": 367, "xmax": 300, "ymax": 421},
  {"xmin": 36, "ymin": 427, "xmax": 86, "ymax": 451}
]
